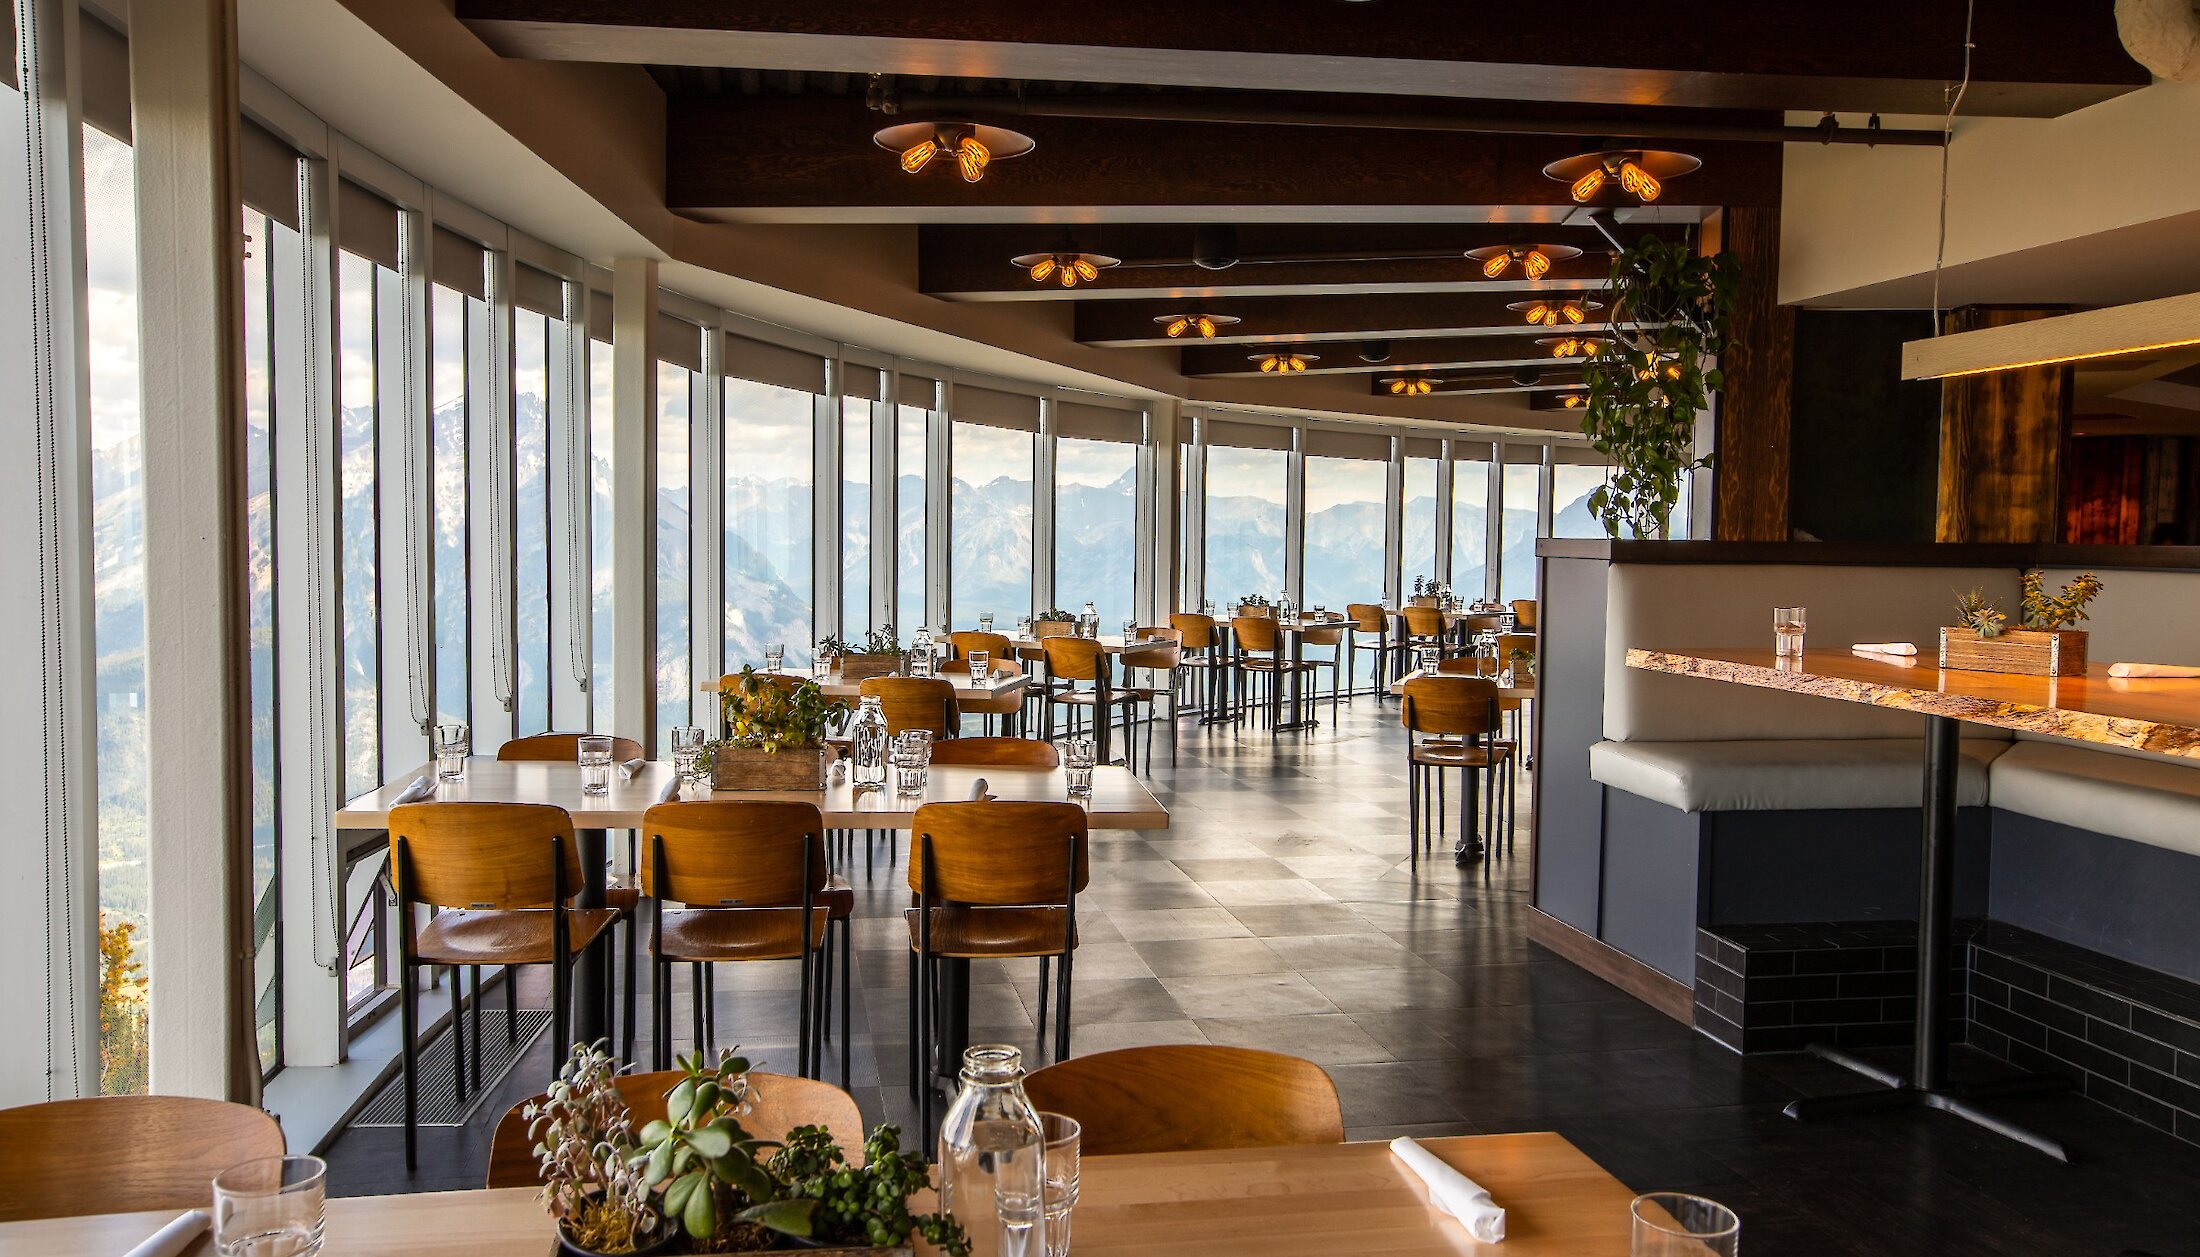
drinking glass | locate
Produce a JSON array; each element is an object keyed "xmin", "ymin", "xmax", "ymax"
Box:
[
  {"xmin": 670, "ymin": 725, "xmax": 707, "ymax": 784},
  {"xmin": 892, "ymin": 729, "xmax": 934, "ymax": 797},
  {"xmin": 1058, "ymin": 736, "xmax": 1097, "ymax": 795},
  {"xmin": 1415, "ymin": 645, "xmax": 1440, "ymax": 675},
  {"xmin": 432, "ymin": 722, "xmax": 469, "ymax": 782},
  {"xmin": 1201, "ymin": 599, "xmax": 1216, "ymax": 617},
  {"xmin": 1630, "ymin": 1193, "xmax": 1738, "ymax": 1257},
  {"xmin": 214, "ymin": 1155, "xmax": 325, "ymax": 1257},
  {"xmin": 577, "ymin": 734, "xmax": 614, "ymax": 796},
  {"xmin": 1774, "ymin": 605, "xmax": 1807, "ymax": 658},
  {"xmin": 979, "ymin": 612, "xmax": 995, "ymax": 633},
  {"xmin": 968, "ymin": 649, "xmax": 991, "ymax": 686},
  {"xmin": 1038, "ymin": 1112, "xmax": 1081, "ymax": 1257},
  {"xmin": 765, "ymin": 643, "xmax": 785, "ymax": 673},
  {"xmin": 1123, "ymin": 620, "xmax": 1138, "ymax": 642}
]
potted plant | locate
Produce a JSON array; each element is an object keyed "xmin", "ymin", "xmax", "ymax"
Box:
[
  {"xmin": 819, "ymin": 629, "xmax": 905, "ymax": 682},
  {"xmin": 1234, "ymin": 595, "xmax": 1275, "ymax": 619},
  {"xmin": 1578, "ymin": 236, "xmax": 1739, "ymax": 541},
  {"xmin": 712, "ymin": 667, "xmax": 848, "ymax": 790},
  {"xmin": 1507, "ymin": 645, "xmax": 1536, "ymax": 682},
  {"xmin": 525, "ymin": 1043, "xmax": 673, "ymax": 1255},
  {"xmin": 1939, "ymin": 572, "xmax": 2102, "ymax": 676},
  {"xmin": 1030, "ymin": 609, "xmax": 1079, "ymax": 638}
]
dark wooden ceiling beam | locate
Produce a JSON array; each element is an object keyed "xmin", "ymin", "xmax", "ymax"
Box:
[
  {"xmin": 457, "ymin": 0, "xmax": 2144, "ymax": 117},
  {"xmin": 1076, "ymin": 292, "xmax": 1617, "ymax": 347},
  {"xmin": 1183, "ymin": 334, "xmax": 1598, "ymax": 379},
  {"xmin": 1367, "ymin": 369, "xmax": 1585, "ymax": 397},
  {"xmin": 664, "ymin": 98, "xmax": 1782, "ymax": 222}
]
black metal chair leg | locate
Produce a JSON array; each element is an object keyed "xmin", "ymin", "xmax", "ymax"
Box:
[
  {"xmin": 692, "ymin": 961, "xmax": 707, "ymax": 1057},
  {"xmin": 469, "ymin": 965, "xmax": 483, "ymax": 1093},
  {"xmin": 1036, "ymin": 955, "xmax": 1052, "ymax": 1061},
  {"xmin": 622, "ymin": 912, "xmax": 638, "ymax": 1062},
  {"xmin": 400, "ymin": 963, "xmax": 419, "ymax": 1172},
  {"xmin": 839, "ymin": 918, "xmax": 852, "ymax": 1089},
  {"xmin": 507, "ymin": 964, "xmax": 517, "ymax": 1042},
  {"xmin": 1054, "ymin": 950, "xmax": 1074, "ymax": 1063},
  {"xmin": 448, "ymin": 966, "xmax": 466, "ymax": 1105}
]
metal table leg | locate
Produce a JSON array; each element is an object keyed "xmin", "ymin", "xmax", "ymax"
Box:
[{"xmin": 572, "ymin": 827, "xmax": 610, "ymax": 1049}]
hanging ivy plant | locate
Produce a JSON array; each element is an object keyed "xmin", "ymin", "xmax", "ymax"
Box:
[{"xmin": 1579, "ymin": 237, "xmax": 1739, "ymax": 540}]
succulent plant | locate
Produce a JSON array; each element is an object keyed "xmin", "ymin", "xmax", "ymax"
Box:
[
  {"xmin": 1954, "ymin": 587, "xmax": 2008, "ymax": 640},
  {"xmin": 2021, "ymin": 570, "xmax": 2104, "ymax": 632},
  {"xmin": 525, "ymin": 1043, "xmax": 659, "ymax": 1254},
  {"xmin": 718, "ymin": 667, "xmax": 847, "ymax": 752}
]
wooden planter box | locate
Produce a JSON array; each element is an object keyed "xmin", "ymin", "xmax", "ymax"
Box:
[
  {"xmin": 1030, "ymin": 619, "xmax": 1077, "ymax": 638},
  {"xmin": 1938, "ymin": 627, "xmax": 2088, "ymax": 677},
  {"xmin": 832, "ymin": 652, "xmax": 903, "ymax": 682},
  {"xmin": 712, "ymin": 745, "xmax": 829, "ymax": 790}
]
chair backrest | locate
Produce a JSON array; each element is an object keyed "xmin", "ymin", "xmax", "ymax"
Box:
[
  {"xmin": 1298, "ymin": 624, "xmax": 1345, "ymax": 647},
  {"xmin": 1020, "ymin": 1046, "xmax": 1343, "ymax": 1157},
  {"xmin": 497, "ymin": 731, "xmax": 646, "ymax": 763},
  {"xmin": 907, "ymin": 801, "xmax": 1089, "ymax": 904},
  {"xmin": 1434, "ymin": 655, "xmax": 1488, "ymax": 676},
  {"xmin": 0, "ymin": 1095, "xmax": 287, "ymax": 1222},
  {"xmin": 1040, "ymin": 636, "xmax": 1110, "ymax": 684},
  {"xmin": 390, "ymin": 802, "xmax": 579, "ymax": 910},
  {"xmin": 1346, "ymin": 603, "xmax": 1388, "ymax": 633},
  {"xmin": 1496, "ymin": 632, "xmax": 1536, "ymax": 663},
  {"xmin": 1401, "ymin": 675, "xmax": 1501, "ymax": 737},
  {"xmin": 1462, "ymin": 612, "xmax": 1507, "ymax": 633},
  {"xmin": 946, "ymin": 631, "xmax": 1012, "ymax": 663},
  {"xmin": 485, "ymin": 1070, "xmax": 864, "ymax": 1189},
  {"xmin": 1401, "ymin": 606, "xmax": 1448, "ymax": 637},
  {"xmin": 1169, "ymin": 613, "xmax": 1218, "ymax": 649},
  {"xmin": 640, "ymin": 800, "xmax": 827, "ymax": 906},
  {"xmin": 1509, "ymin": 599, "xmax": 1538, "ymax": 628},
  {"xmin": 1133, "ymin": 625, "xmax": 1183, "ymax": 645},
  {"xmin": 926, "ymin": 737, "xmax": 1060, "ymax": 768},
  {"xmin": 1121, "ymin": 637, "xmax": 1181, "ymax": 671},
  {"xmin": 1231, "ymin": 615, "xmax": 1280, "ymax": 654},
  {"xmin": 859, "ymin": 676, "xmax": 959, "ymax": 737}
]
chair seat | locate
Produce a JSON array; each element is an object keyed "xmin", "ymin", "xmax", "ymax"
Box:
[
  {"xmin": 604, "ymin": 885, "xmax": 639, "ymax": 917},
  {"xmin": 414, "ymin": 908, "xmax": 619, "ymax": 966},
  {"xmin": 1411, "ymin": 741, "xmax": 1515, "ymax": 769},
  {"xmin": 657, "ymin": 905, "xmax": 833, "ymax": 963},
  {"xmin": 905, "ymin": 905, "xmax": 1078, "ymax": 959},
  {"xmin": 1238, "ymin": 658, "xmax": 1319, "ymax": 674},
  {"xmin": 1052, "ymin": 690, "xmax": 1140, "ymax": 709},
  {"xmin": 961, "ymin": 694, "xmax": 1023, "ymax": 715},
  {"xmin": 821, "ymin": 874, "xmax": 854, "ymax": 919}
]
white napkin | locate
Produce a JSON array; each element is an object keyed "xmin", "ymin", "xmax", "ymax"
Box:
[
  {"xmin": 969, "ymin": 776, "xmax": 992, "ymax": 801},
  {"xmin": 1851, "ymin": 643, "xmax": 1918, "ymax": 656},
  {"xmin": 124, "ymin": 1210, "xmax": 210, "ymax": 1257},
  {"xmin": 617, "ymin": 757, "xmax": 648, "ymax": 780},
  {"xmin": 1391, "ymin": 1137, "xmax": 1505, "ymax": 1243},
  {"xmin": 390, "ymin": 776, "xmax": 435, "ymax": 805},
  {"xmin": 656, "ymin": 776, "xmax": 683, "ymax": 804},
  {"xmin": 2109, "ymin": 662, "xmax": 2200, "ymax": 679}
]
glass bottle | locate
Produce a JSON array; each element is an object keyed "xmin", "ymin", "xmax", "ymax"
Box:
[
  {"xmin": 1079, "ymin": 601, "xmax": 1098, "ymax": 639},
  {"xmin": 850, "ymin": 695, "xmax": 888, "ymax": 791},
  {"xmin": 938, "ymin": 1044, "xmax": 1045, "ymax": 1257},
  {"xmin": 910, "ymin": 625, "xmax": 934, "ymax": 677}
]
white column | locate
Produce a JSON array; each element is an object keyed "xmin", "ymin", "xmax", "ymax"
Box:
[
  {"xmin": 610, "ymin": 260, "xmax": 658, "ymax": 750},
  {"xmin": 1032, "ymin": 401, "xmax": 1057, "ymax": 614},
  {"xmin": 381, "ymin": 214, "xmax": 430, "ymax": 768},
  {"xmin": 926, "ymin": 383, "xmax": 953, "ymax": 628},
  {"xmin": 1180, "ymin": 420, "xmax": 1207, "ymax": 611},
  {"xmin": 869, "ymin": 378, "xmax": 895, "ymax": 632},
  {"xmin": 812, "ymin": 373, "xmax": 840, "ymax": 641},
  {"xmin": 691, "ymin": 330, "xmax": 725, "ymax": 683},
  {"xmin": 1135, "ymin": 404, "xmax": 1167, "ymax": 622},
  {"xmin": 134, "ymin": 0, "xmax": 258, "ymax": 1101},
  {"xmin": 1483, "ymin": 457, "xmax": 1504, "ymax": 603},
  {"xmin": 1381, "ymin": 439, "xmax": 1404, "ymax": 604},
  {"xmin": 0, "ymin": 0, "xmax": 98, "ymax": 1106},
  {"xmin": 1537, "ymin": 444, "xmax": 1557, "ymax": 543},
  {"xmin": 1282, "ymin": 426, "xmax": 1306, "ymax": 605},
  {"xmin": 547, "ymin": 280, "xmax": 591, "ymax": 728}
]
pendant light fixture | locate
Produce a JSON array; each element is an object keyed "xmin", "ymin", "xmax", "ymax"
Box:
[
  {"xmin": 1543, "ymin": 147, "xmax": 1702, "ymax": 205},
  {"xmin": 1010, "ymin": 249, "xmax": 1122, "ymax": 288},
  {"xmin": 1537, "ymin": 335, "xmax": 1607, "ymax": 358},
  {"xmin": 1383, "ymin": 376, "xmax": 1435, "ymax": 396},
  {"xmin": 1154, "ymin": 312, "xmax": 1242, "ymax": 339},
  {"xmin": 1252, "ymin": 351, "xmax": 1318, "ymax": 373},
  {"xmin": 1508, "ymin": 297, "xmax": 1603, "ymax": 327},
  {"xmin": 1466, "ymin": 243, "xmax": 1583, "ymax": 280},
  {"xmin": 873, "ymin": 119, "xmax": 1036, "ymax": 183}
]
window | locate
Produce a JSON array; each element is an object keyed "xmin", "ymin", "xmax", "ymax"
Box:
[
  {"xmin": 241, "ymin": 206, "xmax": 289, "ymax": 1077},
  {"xmin": 841, "ymin": 393, "xmax": 870, "ymax": 638},
  {"xmin": 1400, "ymin": 453, "xmax": 1439, "ymax": 595},
  {"xmin": 1202, "ymin": 442, "xmax": 1288, "ymax": 608},
  {"xmin": 1552, "ymin": 463, "xmax": 1612, "ymax": 539},
  {"xmin": 896, "ymin": 401, "xmax": 928, "ymax": 636},
  {"xmin": 1301, "ymin": 454, "xmax": 1386, "ymax": 612},
  {"xmin": 950, "ymin": 421, "xmax": 1033, "ymax": 623},
  {"xmin": 337, "ymin": 249, "xmax": 382, "ymax": 798},
  {"xmin": 1500, "ymin": 460, "xmax": 1542, "ymax": 603},
  {"xmin": 657, "ymin": 360, "xmax": 694, "ymax": 743},
  {"xmin": 430, "ymin": 285, "xmax": 468, "ymax": 727},
  {"xmin": 724, "ymin": 378, "xmax": 815, "ymax": 670},
  {"xmin": 589, "ymin": 334, "xmax": 615, "ymax": 732},
  {"xmin": 513, "ymin": 306, "xmax": 553, "ymax": 735},
  {"xmin": 1451, "ymin": 453, "xmax": 1491, "ymax": 600},
  {"xmin": 1055, "ymin": 436, "xmax": 1137, "ymax": 629}
]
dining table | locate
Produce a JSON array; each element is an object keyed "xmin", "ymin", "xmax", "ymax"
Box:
[
  {"xmin": 700, "ymin": 670, "xmax": 1029, "ymax": 704},
  {"xmin": 1626, "ymin": 644, "xmax": 2200, "ymax": 1161},
  {"xmin": 13, "ymin": 1133, "xmax": 1640, "ymax": 1256}
]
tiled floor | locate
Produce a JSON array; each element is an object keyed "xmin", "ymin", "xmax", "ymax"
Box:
[{"xmin": 323, "ymin": 700, "xmax": 2200, "ymax": 1256}]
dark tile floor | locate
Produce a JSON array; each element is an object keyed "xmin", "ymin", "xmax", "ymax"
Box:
[{"xmin": 323, "ymin": 701, "xmax": 2200, "ymax": 1255}]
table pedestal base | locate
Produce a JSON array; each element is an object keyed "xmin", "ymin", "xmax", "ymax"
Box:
[{"xmin": 1784, "ymin": 1041, "xmax": 2072, "ymax": 1161}]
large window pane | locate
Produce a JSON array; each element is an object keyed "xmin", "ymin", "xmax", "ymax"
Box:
[
  {"xmin": 656, "ymin": 361, "xmax": 693, "ymax": 743},
  {"xmin": 430, "ymin": 285, "xmax": 468, "ymax": 727},
  {"xmin": 725, "ymin": 379, "xmax": 814, "ymax": 670},
  {"xmin": 1552, "ymin": 463, "xmax": 1611, "ymax": 540},
  {"xmin": 1203, "ymin": 445, "xmax": 1287, "ymax": 608},
  {"xmin": 1055, "ymin": 437, "xmax": 1136, "ymax": 629},
  {"xmin": 589, "ymin": 339, "xmax": 614, "ymax": 732},
  {"xmin": 1500, "ymin": 462, "xmax": 1542, "ymax": 604},
  {"xmin": 242, "ymin": 209, "xmax": 290, "ymax": 1077},
  {"xmin": 338, "ymin": 251, "xmax": 381, "ymax": 798},
  {"xmin": 1400, "ymin": 455, "xmax": 1439, "ymax": 594},
  {"xmin": 513, "ymin": 310, "xmax": 552, "ymax": 735},
  {"xmin": 896, "ymin": 404, "xmax": 927, "ymax": 636},
  {"xmin": 1451, "ymin": 458, "xmax": 1491, "ymax": 599},
  {"xmin": 1302, "ymin": 454, "xmax": 1386, "ymax": 612},
  {"xmin": 950, "ymin": 422, "xmax": 1033, "ymax": 623},
  {"xmin": 841, "ymin": 395, "xmax": 870, "ymax": 637}
]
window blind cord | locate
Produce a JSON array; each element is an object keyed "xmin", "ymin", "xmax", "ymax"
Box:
[
  {"xmin": 487, "ymin": 272, "xmax": 515, "ymax": 713},
  {"xmin": 298, "ymin": 170, "xmax": 339, "ymax": 974},
  {"xmin": 563, "ymin": 305, "xmax": 591, "ymax": 693},
  {"xmin": 1931, "ymin": 0, "xmax": 1977, "ymax": 328}
]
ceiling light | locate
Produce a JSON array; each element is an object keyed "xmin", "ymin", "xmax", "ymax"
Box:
[
  {"xmin": 1010, "ymin": 250, "xmax": 1121, "ymax": 288},
  {"xmin": 1252, "ymin": 352, "xmax": 1318, "ymax": 373},
  {"xmin": 1385, "ymin": 376, "xmax": 1434, "ymax": 396},
  {"xmin": 873, "ymin": 120, "xmax": 1035, "ymax": 184},
  {"xmin": 1507, "ymin": 297, "xmax": 1603, "ymax": 327},
  {"xmin": 1537, "ymin": 335, "xmax": 1606, "ymax": 358},
  {"xmin": 1466, "ymin": 244, "xmax": 1585, "ymax": 281},
  {"xmin": 1543, "ymin": 148, "xmax": 1703, "ymax": 205},
  {"xmin": 1155, "ymin": 312, "xmax": 1241, "ymax": 339},
  {"xmin": 1899, "ymin": 291, "xmax": 2200, "ymax": 379},
  {"xmin": 1561, "ymin": 393, "xmax": 1586, "ymax": 408}
]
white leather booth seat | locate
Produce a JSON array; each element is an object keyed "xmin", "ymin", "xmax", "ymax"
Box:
[
  {"xmin": 1989, "ymin": 740, "xmax": 2200, "ymax": 857},
  {"xmin": 1589, "ymin": 738, "xmax": 2005, "ymax": 814}
]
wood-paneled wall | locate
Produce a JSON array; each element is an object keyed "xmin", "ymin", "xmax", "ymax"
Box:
[
  {"xmin": 1934, "ymin": 306, "xmax": 2073, "ymax": 543},
  {"xmin": 1712, "ymin": 206, "xmax": 1793, "ymax": 541}
]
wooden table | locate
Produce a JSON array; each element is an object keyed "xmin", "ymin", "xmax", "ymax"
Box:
[
  {"xmin": 1625, "ymin": 646, "xmax": 2200, "ymax": 1160},
  {"xmin": 1388, "ymin": 669, "xmax": 1536, "ymax": 704},
  {"xmin": 699, "ymin": 671, "xmax": 1029, "ymax": 704},
  {"xmin": 11, "ymin": 1133, "xmax": 1637, "ymax": 1256}
]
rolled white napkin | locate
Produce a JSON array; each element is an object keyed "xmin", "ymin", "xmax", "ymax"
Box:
[
  {"xmin": 656, "ymin": 776, "xmax": 683, "ymax": 804},
  {"xmin": 2109, "ymin": 662, "xmax": 2200, "ymax": 679},
  {"xmin": 124, "ymin": 1209, "xmax": 210, "ymax": 1257},
  {"xmin": 1851, "ymin": 643, "xmax": 1918, "ymax": 656},
  {"xmin": 617, "ymin": 757, "xmax": 648, "ymax": 780},
  {"xmin": 969, "ymin": 777, "xmax": 992, "ymax": 801},
  {"xmin": 1390, "ymin": 1136, "xmax": 1505, "ymax": 1243},
  {"xmin": 390, "ymin": 776, "xmax": 435, "ymax": 805}
]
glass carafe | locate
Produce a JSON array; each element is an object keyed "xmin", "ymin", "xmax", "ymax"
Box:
[
  {"xmin": 1079, "ymin": 601, "xmax": 1098, "ymax": 639},
  {"xmin": 850, "ymin": 695, "xmax": 888, "ymax": 791},
  {"xmin": 910, "ymin": 625, "xmax": 935, "ymax": 677},
  {"xmin": 938, "ymin": 1045, "xmax": 1045, "ymax": 1257}
]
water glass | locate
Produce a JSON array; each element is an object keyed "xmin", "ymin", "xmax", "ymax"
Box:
[
  {"xmin": 670, "ymin": 725, "xmax": 707, "ymax": 784},
  {"xmin": 979, "ymin": 612, "xmax": 995, "ymax": 633},
  {"xmin": 1201, "ymin": 599, "xmax": 1216, "ymax": 617},
  {"xmin": 1123, "ymin": 620, "xmax": 1139, "ymax": 642},
  {"xmin": 1058, "ymin": 736, "xmax": 1097, "ymax": 795},
  {"xmin": 1038, "ymin": 1112, "xmax": 1081, "ymax": 1257},
  {"xmin": 577, "ymin": 734, "xmax": 614, "ymax": 796},
  {"xmin": 968, "ymin": 649, "xmax": 992, "ymax": 686},
  {"xmin": 765, "ymin": 643, "xmax": 785, "ymax": 673},
  {"xmin": 1414, "ymin": 645, "xmax": 1440, "ymax": 675},
  {"xmin": 1774, "ymin": 605, "xmax": 1807, "ymax": 658},
  {"xmin": 432, "ymin": 722, "xmax": 469, "ymax": 782},
  {"xmin": 1631, "ymin": 1193, "xmax": 1738, "ymax": 1257},
  {"xmin": 214, "ymin": 1155, "xmax": 325, "ymax": 1257},
  {"xmin": 892, "ymin": 729, "xmax": 934, "ymax": 797}
]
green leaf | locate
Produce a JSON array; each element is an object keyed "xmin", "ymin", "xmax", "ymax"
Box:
[
  {"xmin": 682, "ymin": 1174, "xmax": 716, "ymax": 1239},
  {"xmin": 739, "ymin": 1198, "xmax": 819, "ymax": 1238},
  {"xmin": 637, "ymin": 1120, "xmax": 672, "ymax": 1146},
  {"xmin": 667, "ymin": 1078, "xmax": 695, "ymax": 1126},
  {"xmin": 646, "ymin": 1140, "xmax": 674, "ymax": 1187},
  {"xmin": 664, "ymin": 1169, "xmax": 699, "ymax": 1221},
  {"xmin": 693, "ymin": 1081, "xmax": 720, "ymax": 1116},
  {"xmin": 686, "ymin": 1122, "xmax": 733, "ymax": 1160}
]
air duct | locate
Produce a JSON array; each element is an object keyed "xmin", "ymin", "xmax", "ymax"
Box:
[{"xmin": 2118, "ymin": 0, "xmax": 2200, "ymax": 81}]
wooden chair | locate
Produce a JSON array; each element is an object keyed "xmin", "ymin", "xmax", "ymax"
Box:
[
  {"xmin": 927, "ymin": 737, "xmax": 1061, "ymax": 768},
  {"xmin": 1169, "ymin": 612, "xmax": 1232, "ymax": 723},
  {"xmin": 860, "ymin": 676, "xmax": 960, "ymax": 739},
  {"xmin": 945, "ymin": 632, "xmax": 1022, "ymax": 735},
  {"xmin": 485, "ymin": 1070, "xmax": 864, "ymax": 1189},
  {"xmin": 1345, "ymin": 603, "xmax": 1394, "ymax": 698},
  {"xmin": 1120, "ymin": 629, "xmax": 1183, "ymax": 767},
  {"xmin": 1509, "ymin": 599, "xmax": 1538, "ymax": 630},
  {"xmin": 1021, "ymin": 1046, "xmax": 1343, "ymax": 1156},
  {"xmin": 1230, "ymin": 616, "xmax": 1319, "ymax": 735},
  {"xmin": 1296, "ymin": 621, "xmax": 1346, "ymax": 727},
  {"xmin": 0, "ymin": 1096, "xmax": 286, "ymax": 1222},
  {"xmin": 639, "ymin": 800, "xmax": 850, "ymax": 1085},
  {"xmin": 907, "ymin": 801, "xmax": 1089, "ymax": 1133},
  {"xmin": 1039, "ymin": 637, "xmax": 1138, "ymax": 768},
  {"xmin": 1400, "ymin": 604, "xmax": 1453, "ymax": 662},
  {"xmin": 1399, "ymin": 675, "xmax": 1516, "ymax": 871},
  {"xmin": 497, "ymin": 732, "xmax": 647, "ymax": 764},
  {"xmin": 389, "ymin": 801, "xmax": 619, "ymax": 1170}
]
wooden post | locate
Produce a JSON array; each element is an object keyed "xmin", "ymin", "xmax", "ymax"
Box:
[
  {"xmin": 1934, "ymin": 306, "xmax": 2074, "ymax": 543},
  {"xmin": 1712, "ymin": 206, "xmax": 1794, "ymax": 541}
]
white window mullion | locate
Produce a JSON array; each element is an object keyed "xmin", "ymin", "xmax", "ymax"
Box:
[
  {"xmin": 1382, "ymin": 437, "xmax": 1404, "ymax": 607},
  {"xmin": 1282, "ymin": 425, "xmax": 1306, "ymax": 605},
  {"xmin": 465, "ymin": 243, "xmax": 516, "ymax": 750},
  {"xmin": 1433, "ymin": 447, "xmax": 1455, "ymax": 588},
  {"xmin": 547, "ymin": 280, "xmax": 590, "ymax": 728},
  {"xmin": 1033, "ymin": 400, "xmax": 1057, "ymax": 614},
  {"xmin": 1483, "ymin": 456, "xmax": 1504, "ymax": 603},
  {"xmin": 926, "ymin": 382, "xmax": 952, "ymax": 629},
  {"xmin": 691, "ymin": 329, "xmax": 725, "ymax": 682},
  {"xmin": 379, "ymin": 213, "xmax": 430, "ymax": 772},
  {"xmin": 813, "ymin": 368, "xmax": 841, "ymax": 643}
]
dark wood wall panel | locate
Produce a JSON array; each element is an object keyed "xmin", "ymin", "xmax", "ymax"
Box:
[
  {"xmin": 1788, "ymin": 310, "xmax": 1940, "ymax": 543},
  {"xmin": 1935, "ymin": 306, "xmax": 2073, "ymax": 544},
  {"xmin": 1713, "ymin": 206, "xmax": 1793, "ymax": 542},
  {"xmin": 2062, "ymin": 435, "xmax": 2145, "ymax": 545}
]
